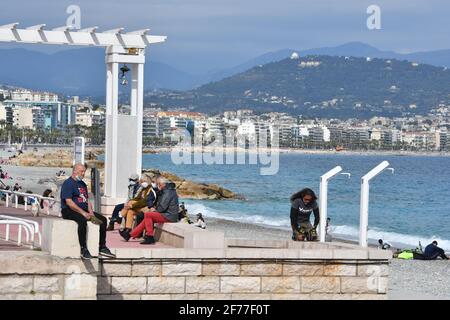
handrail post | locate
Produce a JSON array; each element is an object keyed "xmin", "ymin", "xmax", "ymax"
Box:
[
  {"xmin": 319, "ymin": 166, "xmax": 343, "ymax": 242},
  {"xmin": 359, "ymin": 161, "xmax": 392, "ymax": 247},
  {"xmin": 18, "ymin": 225, "xmax": 22, "ymax": 246}
]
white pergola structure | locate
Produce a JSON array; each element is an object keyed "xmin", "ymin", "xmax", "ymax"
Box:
[{"xmin": 0, "ymin": 23, "xmax": 166, "ymax": 211}]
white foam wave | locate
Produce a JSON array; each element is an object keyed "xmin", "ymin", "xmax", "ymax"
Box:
[
  {"xmin": 185, "ymin": 202, "xmax": 450, "ymax": 251},
  {"xmin": 185, "ymin": 202, "xmax": 290, "ymax": 228},
  {"xmin": 332, "ymin": 225, "xmax": 450, "ymax": 251}
]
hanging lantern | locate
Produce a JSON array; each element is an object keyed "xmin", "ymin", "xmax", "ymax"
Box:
[{"xmin": 120, "ymin": 64, "xmax": 130, "ymax": 86}]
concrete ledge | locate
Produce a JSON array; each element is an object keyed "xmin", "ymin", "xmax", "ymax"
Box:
[
  {"xmin": 154, "ymin": 222, "xmax": 225, "ymax": 249},
  {"xmin": 0, "ymin": 251, "xmax": 99, "ymax": 274},
  {"xmin": 106, "ymin": 247, "xmax": 392, "ymax": 261},
  {"xmin": 42, "ymin": 218, "xmax": 99, "ymax": 258}
]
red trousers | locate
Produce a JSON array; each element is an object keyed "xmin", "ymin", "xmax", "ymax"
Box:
[{"xmin": 130, "ymin": 211, "xmax": 170, "ymax": 238}]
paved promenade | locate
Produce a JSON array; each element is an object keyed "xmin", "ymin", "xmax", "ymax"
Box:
[{"xmin": 0, "ymin": 205, "xmax": 172, "ymax": 251}]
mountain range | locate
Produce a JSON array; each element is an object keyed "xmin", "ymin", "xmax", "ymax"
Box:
[
  {"xmin": 3, "ymin": 42, "xmax": 450, "ymax": 97},
  {"xmin": 146, "ymin": 55, "xmax": 450, "ymax": 118}
]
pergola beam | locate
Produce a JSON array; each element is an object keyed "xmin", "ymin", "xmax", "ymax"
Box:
[{"xmin": 0, "ymin": 23, "xmax": 166, "ymax": 48}]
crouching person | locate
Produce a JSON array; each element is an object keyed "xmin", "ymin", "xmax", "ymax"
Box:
[
  {"xmin": 60, "ymin": 163, "xmax": 115, "ymax": 259},
  {"xmin": 290, "ymin": 188, "xmax": 320, "ymax": 241},
  {"xmin": 120, "ymin": 177, "xmax": 178, "ymax": 245}
]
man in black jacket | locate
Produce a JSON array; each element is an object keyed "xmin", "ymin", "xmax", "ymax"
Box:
[{"xmin": 119, "ymin": 177, "xmax": 179, "ymax": 244}]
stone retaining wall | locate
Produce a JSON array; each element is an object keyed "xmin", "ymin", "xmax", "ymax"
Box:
[
  {"xmin": 97, "ymin": 247, "xmax": 390, "ymax": 300},
  {"xmin": 0, "ymin": 251, "xmax": 98, "ymax": 300},
  {"xmin": 0, "ymin": 242, "xmax": 391, "ymax": 300}
]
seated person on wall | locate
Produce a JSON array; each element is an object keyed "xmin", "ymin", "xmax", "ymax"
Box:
[
  {"xmin": 119, "ymin": 177, "xmax": 179, "ymax": 245},
  {"xmin": 132, "ymin": 174, "xmax": 160, "ymax": 237},
  {"xmin": 60, "ymin": 163, "xmax": 115, "ymax": 259},
  {"xmin": 107, "ymin": 173, "xmax": 141, "ymax": 231},
  {"xmin": 120, "ymin": 174, "xmax": 153, "ymax": 233},
  {"xmin": 290, "ymin": 188, "xmax": 320, "ymax": 241}
]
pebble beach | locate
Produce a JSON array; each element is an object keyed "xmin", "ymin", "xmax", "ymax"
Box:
[{"xmin": 205, "ymin": 216, "xmax": 450, "ymax": 300}]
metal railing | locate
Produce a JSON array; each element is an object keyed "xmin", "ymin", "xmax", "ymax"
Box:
[
  {"xmin": 1, "ymin": 190, "xmax": 60, "ymax": 217},
  {"xmin": 0, "ymin": 214, "xmax": 42, "ymax": 249},
  {"xmin": 0, "ymin": 215, "xmax": 42, "ymax": 248}
]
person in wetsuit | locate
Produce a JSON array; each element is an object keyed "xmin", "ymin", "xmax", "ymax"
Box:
[{"xmin": 290, "ymin": 188, "xmax": 320, "ymax": 241}]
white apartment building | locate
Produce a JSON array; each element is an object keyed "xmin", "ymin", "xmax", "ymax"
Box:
[
  {"xmin": 13, "ymin": 107, "xmax": 32, "ymax": 128},
  {"xmin": 11, "ymin": 89, "xmax": 59, "ymax": 102},
  {"xmin": 75, "ymin": 110, "xmax": 105, "ymax": 127},
  {"xmin": 0, "ymin": 89, "xmax": 10, "ymax": 99},
  {"xmin": 0, "ymin": 103, "xmax": 7, "ymax": 122},
  {"xmin": 370, "ymin": 128, "xmax": 383, "ymax": 141}
]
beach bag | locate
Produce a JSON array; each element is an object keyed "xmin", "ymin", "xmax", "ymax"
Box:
[{"xmin": 397, "ymin": 251, "xmax": 414, "ymax": 260}]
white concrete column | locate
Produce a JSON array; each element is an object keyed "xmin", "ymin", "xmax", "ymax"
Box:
[
  {"xmin": 103, "ymin": 46, "xmax": 146, "ymax": 200},
  {"xmin": 104, "ymin": 58, "xmax": 119, "ymax": 198},
  {"xmin": 135, "ymin": 62, "xmax": 144, "ymax": 175}
]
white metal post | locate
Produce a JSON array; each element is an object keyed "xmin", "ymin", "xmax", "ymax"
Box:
[
  {"xmin": 319, "ymin": 166, "xmax": 342, "ymax": 242},
  {"xmin": 359, "ymin": 160, "xmax": 390, "ymax": 247},
  {"xmin": 18, "ymin": 225, "xmax": 22, "ymax": 246}
]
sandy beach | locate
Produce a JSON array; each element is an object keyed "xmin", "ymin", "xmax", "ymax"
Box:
[{"xmin": 0, "ymin": 164, "xmax": 69, "ymax": 195}]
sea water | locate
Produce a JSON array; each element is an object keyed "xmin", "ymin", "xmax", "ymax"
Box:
[{"xmin": 143, "ymin": 152, "xmax": 450, "ymax": 251}]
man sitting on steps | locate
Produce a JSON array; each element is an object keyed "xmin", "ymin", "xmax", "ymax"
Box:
[{"xmin": 60, "ymin": 163, "xmax": 115, "ymax": 259}]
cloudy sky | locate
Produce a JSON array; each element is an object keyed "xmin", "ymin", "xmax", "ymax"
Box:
[{"xmin": 0, "ymin": 0, "xmax": 449, "ymax": 74}]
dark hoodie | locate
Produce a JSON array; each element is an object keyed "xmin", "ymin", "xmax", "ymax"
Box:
[{"xmin": 155, "ymin": 182, "xmax": 179, "ymax": 222}]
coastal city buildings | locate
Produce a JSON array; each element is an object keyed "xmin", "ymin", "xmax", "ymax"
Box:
[
  {"xmin": 2, "ymin": 87, "xmax": 450, "ymax": 152},
  {"xmin": 139, "ymin": 108, "xmax": 450, "ymax": 152},
  {"xmin": 1, "ymin": 89, "xmax": 76, "ymax": 129}
]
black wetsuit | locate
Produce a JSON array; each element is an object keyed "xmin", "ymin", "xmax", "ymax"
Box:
[{"xmin": 290, "ymin": 197, "xmax": 320, "ymax": 232}]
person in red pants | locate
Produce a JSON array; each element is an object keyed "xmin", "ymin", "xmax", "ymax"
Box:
[{"xmin": 119, "ymin": 177, "xmax": 179, "ymax": 244}]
